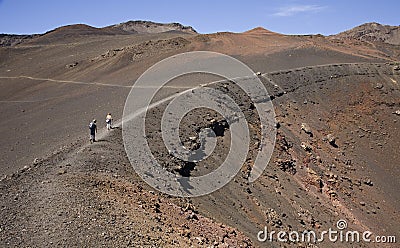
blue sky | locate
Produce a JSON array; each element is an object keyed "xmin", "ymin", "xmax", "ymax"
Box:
[{"xmin": 0, "ymin": 0, "xmax": 399, "ymax": 35}]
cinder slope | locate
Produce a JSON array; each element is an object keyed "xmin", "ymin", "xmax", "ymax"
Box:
[
  {"xmin": 190, "ymin": 63, "xmax": 400, "ymax": 247},
  {"xmin": 0, "ymin": 23, "xmax": 399, "ymax": 247}
]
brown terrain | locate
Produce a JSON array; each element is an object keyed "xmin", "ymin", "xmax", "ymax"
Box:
[{"xmin": 0, "ymin": 21, "xmax": 399, "ymax": 247}]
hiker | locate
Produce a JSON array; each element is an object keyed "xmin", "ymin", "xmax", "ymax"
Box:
[
  {"xmin": 106, "ymin": 113, "xmax": 113, "ymax": 130},
  {"xmin": 89, "ymin": 119, "xmax": 97, "ymax": 143}
]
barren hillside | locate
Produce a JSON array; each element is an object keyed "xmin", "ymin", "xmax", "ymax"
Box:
[
  {"xmin": 331, "ymin": 22, "xmax": 400, "ymax": 45},
  {"xmin": 0, "ymin": 21, "xmax": 399, "ymax": 247}
]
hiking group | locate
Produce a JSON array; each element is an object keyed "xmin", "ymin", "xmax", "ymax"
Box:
[{"xmin": 89, "ymin": 113, "xmax": 113, "ymax": 143}]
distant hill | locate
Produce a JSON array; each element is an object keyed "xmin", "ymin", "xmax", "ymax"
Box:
[
  {"xmin": 331, "ymin": 22, "xmax": 400, "ymax": 45},
  {"xmin": 2, "ymin": 21, "xmax": 399, "ymax": 47},
  {"xmin": 0, "ymin": 34, "xmax": 40, "ymax": 46},
  {"xmin": 42, "ymin": 24, "xmax": 130, "ymax": 37},
  {"xmin": 106, "ymin": 20, "xmax": 197, "ymax": 34},
  {"xmin": 0, "ymin": 21, "xmax": 197, "ymax": 47},
  {"xmin": 243, "ymin": 27, "xmax": 277, "ymax": 35}
]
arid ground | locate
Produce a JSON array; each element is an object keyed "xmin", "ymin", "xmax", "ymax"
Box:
[{"xmin": 0, "ymin": 21, "xmax": 399, "ymax": 247}]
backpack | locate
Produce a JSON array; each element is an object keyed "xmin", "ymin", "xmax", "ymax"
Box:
[{"xmin": 89, "ymin": 122, "xmax": 95, "ymax": 130}]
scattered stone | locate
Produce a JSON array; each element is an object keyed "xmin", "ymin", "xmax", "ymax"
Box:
[
  {"xmin": 326, "ymin": 134, "xmax": 337, "ymax": 147},
  {"xmin": 153, "ymin": 203, "xmax": 161, "ymax": 213},
  {"xmin": 182, "ymin": 203, "xmax": 195, "ymax": 212},
  {"xmin": 20, "ymin": 165, "xmax": 30, "ymax": 172},
  {"xmin": 328, "ymin": 189, "xmax": 337, "ymax": 197},
  {"xmin": 265, "ymin": 208, "xmax": 282, "ymax": 227},
  {"xmin": 301, "ymin": 142, "xmax": 312, "ymax": 152},
  {"xmin": 179, "ymin": 228, "xmax": 191, "ymax": 238},
  {"xmin": 393, "ymin": 65, "xmax": 400, "ymax": 71},
  {"xmin": 277, "ymin": 135, "xmax": 291, "ymax": 151},
  {"xmin": 364, "ymin": 179, "xmax": 373, "ymax": 186},
  {"xmin": 307, "ymin": 168, "xmax": 323, "ymax": 191},
  {"xmin": 33, "ymin": 158, "xmax": 40, "ymax": 165},
  {"xmin": 359, "ymin": 201, "xmax": 366, "ymax": 206},
  {"xmin": 375, "ymin": 83, "xmax": 383, "ymax": 89},
  {"xmin": 57, "ymin": 169, "xmax": 67, "ymax": 175},
  {"xmin": 0, "ymin": 175, "xmax": 7, "ymax": 182},
  {"xmin": 301, "ymin": 123, "xmax": 313, "ymax": 136},
  {"xmin": 186, "ymin": 212, "xmax": 198, "ymax": 220},
  {"xmin": 66, "ymin": 62, "xmax": 78, "ymax": 68},
  {"xmin": 393, "ymin": 110, "xmax": 400, "ymax": 116},
  {"xmin": 194, "ymin": 237, "xmax": 204, "ymax": 245},
  {"xmin": 276, "ymin": 159, "xmax": 296, "ymax": 174},
  {"xmin": 256, "ymin": 71, "xmax": 262, "ymax": 76}
]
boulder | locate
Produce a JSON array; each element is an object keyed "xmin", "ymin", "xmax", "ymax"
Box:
[
  {"xmin": 326, "ymin": 134, "xmax": 337, "ymax": 146},
  {"xmin": 375, "ymin": 83, "xmax": 383, "ymax": 89},
  {"xmin": 66, "ymin": 62, "xmax": 78, "ymax": 68},
  {"xmin": 301, "ymin": 142, "xmax": 312, "ymax": 151},
  {"xmin": 301, "ymin": 123, "xmax": 313, "ymax": 136}
]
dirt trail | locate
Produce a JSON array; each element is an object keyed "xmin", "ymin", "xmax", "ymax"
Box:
[
  {"xmin": 0, "ymin": 127, "xmax": 252, "ymax": 247},
  {"xmin": 1, "ymin": 62, "xmax": 399, "ymax": 247},
  {"xmin": 0, "ymin": 75, "xmax": 198, "ymax": 90}
]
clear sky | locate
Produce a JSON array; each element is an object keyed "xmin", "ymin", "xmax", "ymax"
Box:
[{"xmin": 0, "ymin": 0, "xmax": 399, "ymax": 35}]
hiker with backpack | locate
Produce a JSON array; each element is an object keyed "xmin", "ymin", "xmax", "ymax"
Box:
[
  {"xmin": 89, "ymin": 119, "xmax": 97, "ymax": 143},
  {"xmin": 106, "ymin": 113, "xmax": 113, "ymax": 130}
]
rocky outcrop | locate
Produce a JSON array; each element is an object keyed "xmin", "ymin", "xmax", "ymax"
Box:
[
  {"xmin": 331, "ymin": 22, "xmax": 400, "ymax": 45},
  {"xmin": 0, "ymin": 34, "xmax": 40, "ymax": 47},
  {"xmin": 107, "ymin": 20, "xmax": 197, "ymax": 34}
]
